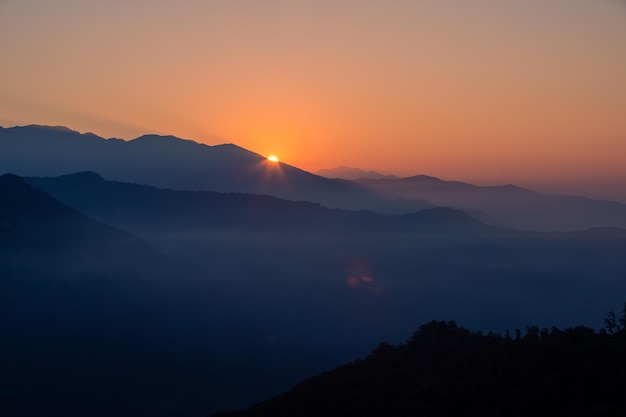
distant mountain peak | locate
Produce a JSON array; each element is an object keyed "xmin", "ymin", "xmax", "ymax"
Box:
[
  {"xmin": 0, "ymin": 173, "xmax": 75, "ymax": 223},
  {"xmin": 131, "ymin": 134, "xmax": 201, "ymax": 145},
  {"xmin": 0, "ymin": 173, "xmax": 26, "ymax": 186},
  {"xmin": 58, "ymin": 171, "xmax": 106, "ymax": 181},
  {"xmin": 22, "ymin": 124, "xmax": 79, "ymax": 134},
  {"xmin": 316, "ymin": 166, "xmax": 399, "ymax": 180},
  {"xmin": 402, "ymin": 206, "xmax": 486, "ymax": 231},
  {"xmin": 402, "ymin": 174, "xmax": 442, "ymax": 182},
  {"xmin": 212, "ymin": 143, "xmax": 259, "ymax": 154},
  {"xmin": 213, "ymin": 143, "xmax": 245, "ymax": 150}
]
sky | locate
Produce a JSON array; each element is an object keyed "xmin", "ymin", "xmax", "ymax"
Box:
[{"xmin": 1, "ymin": 0, "xmax": 625, "ymax": 200}]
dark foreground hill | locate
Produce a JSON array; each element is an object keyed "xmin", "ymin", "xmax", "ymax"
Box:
[{"xmin": 216, "ymin": 319, "xmax": 626, "ymax": 417}]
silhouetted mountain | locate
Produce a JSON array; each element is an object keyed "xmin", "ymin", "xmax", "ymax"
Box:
[
  {"xmin": 216, "ymin": 320, "xmax": 626, "ymax": 417},
  {"xmin": 315, "ymin": 166, "xmax": 399, "ymax": 180},
  {"xmin": 357, "ymin": 175, "xmax": 626, "ymax": 231},
  {"xmin": 0, "ymin": 125, "xmax": 431, "ymax": 213}
]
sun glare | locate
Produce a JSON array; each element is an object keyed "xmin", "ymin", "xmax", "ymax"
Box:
[{"xmin": 268, "ymin": 155, "xmax": 279, "ymax": 162}]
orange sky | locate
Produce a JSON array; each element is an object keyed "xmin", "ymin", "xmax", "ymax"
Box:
[{"xmin": 1, "ymin": 0, "xmax": 625, "ymax": 199}]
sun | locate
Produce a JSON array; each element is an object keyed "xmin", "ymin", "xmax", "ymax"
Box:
[{"xmin": 267, "ymin": 155, "xmax": 279, "ymax": 162}]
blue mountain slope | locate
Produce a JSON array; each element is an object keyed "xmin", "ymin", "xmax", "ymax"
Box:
[{"xmin": 24, "ymin": 171, "xmax": 487, "ymax": 240}]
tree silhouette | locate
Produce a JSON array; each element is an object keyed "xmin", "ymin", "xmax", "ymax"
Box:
[
  {"xmin": 605, "ymin": 309, "xmax": 619, "ymax": 334},
  {"xmin": 217, "ymin": 308, "xmax": 626, "ymax": 417}
]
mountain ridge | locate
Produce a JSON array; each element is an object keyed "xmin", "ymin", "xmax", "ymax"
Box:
[
  {"xmin": 316, "ymin": 166, "xmax": 399, "ymax": 180},
  {"xmin": 356, "ymin": 175, "xmax": 626, "ymax": 231},
  {"xmin": 0, "ymin": 124, "xmax": 432, "ymax": 214},
  {"xmin": 24, "ymin": 172, "xmax": 489, "ymax": 241},
  {"xmin": 4, "ymin": 124, "xmax": 626, "ymax": 231}
]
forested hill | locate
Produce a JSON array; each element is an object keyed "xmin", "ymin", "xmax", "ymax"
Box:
[{"xmin": 216, "ymin": 313, "xmax": 626, "ymax": 417}]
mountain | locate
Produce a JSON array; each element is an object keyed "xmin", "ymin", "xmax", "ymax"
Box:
[
  {"xmin": 215, "ymin": 320, "xmax": 626, "ymax": 417},
  {"xmin": 0, "ymin": 125, "xmax": 431, "ymax": 213},
  {"xmin": 356, "ymin": 175, "xmax": 626, "ymax": 232},
  {"xmin": 12, "ymin": 172, "xmax": 626, "ymax": 415},
  {"xmin": 4, "ymin": 124, "xmax": 626, "ymax": 232},
  {"xmin": 315, "ymin": 166, "xmax": 399, "ymax": 180}
]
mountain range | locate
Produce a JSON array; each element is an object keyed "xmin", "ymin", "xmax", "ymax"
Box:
[
  {"xmin": 4, "ymin": 124, "xmax": 626, "ymax": 231},
  {"xmin": 24, "ymin": 171, "xmax": 488, "ymax": 245},
  {"xmin": 356, "ymin": 175, "xmax": 626, "ymax": 231},
  {"xmin": 20, "ymin": 170, "xmax": 626, "ymax": 335},
  {"xmin": 4, "ymin": 124, "xmax": 626, "ymax": 415},
  {"xmin": 0, "ymin": 125, "xmax": 430, "ymax": 214}
]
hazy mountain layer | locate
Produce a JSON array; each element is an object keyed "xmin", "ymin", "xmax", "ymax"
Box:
[
  {"xmin": 25, "ymin": 171, "xmax": 486, "ymax": 242},
  {"xmin": 24, "ymin": 172, "xmax": 626, "ymax": 334},
  {"xmin": 357, "ymin": 175, "xmax": 626, "ymax": 231}
]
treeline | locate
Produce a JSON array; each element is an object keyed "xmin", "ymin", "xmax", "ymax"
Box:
[{"xmin": 216, "ymin": 306, "xmax": 626, "ymax": 417}]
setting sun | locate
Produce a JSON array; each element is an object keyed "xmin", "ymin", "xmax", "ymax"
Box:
[{"xmin": 267, "ymin": 155, "xmax": 279, "ymax": 162}]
